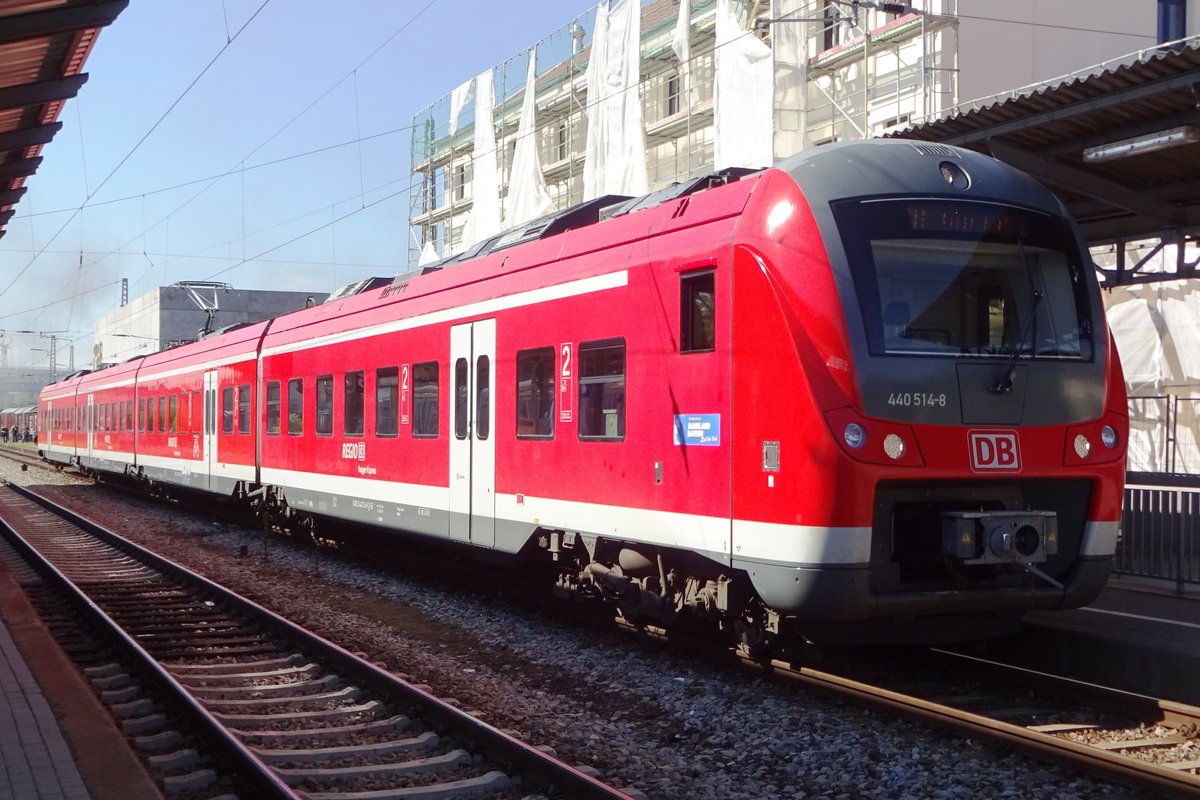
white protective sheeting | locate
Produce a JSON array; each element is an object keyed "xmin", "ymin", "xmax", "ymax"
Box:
[
  {"xmin": 448, "ymin": 77, "xmax": 474, "ymax": 136},
  {"xmin": 582, "ymin": 0, "xmax": 648, "ymax": 200},
  {"xmin": 1105, "ymin": 278, "xmax": 1200, "ymax": 472},
  {"xmin": 505, "ymin": 48, "xmax": 553, "ymax": 228},
  {"xmin": 672, "ymin": 0, "xmax": 692, "ymax": 110},
  {"xmin": 461, "ymin": 68, "xmax": 502, "ymax": 252},
  {"xmin": 715, "ymin": 0, "xmax": 774, "ymax": 170},
  {"xmin": 418, "ymin": 240, "xmax": 440, "ymax": 266}
]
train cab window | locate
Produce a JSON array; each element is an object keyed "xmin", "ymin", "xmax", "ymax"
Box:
[
  {"xmin": 476, "ymin": 356, "xmax": 490, "ymax": 441},
  {"xmin": 266, "ymin": 382, "xmax": 281, "ymax": 435},
  {"xmin": 343, "ymin": 371, "xmax": 364, "ymax": 437},
  {"xmin": 287, "ymin": 378, "xmax": 303, "ymax": 435},
  {"xmin": 578, "ymin": 339, "xmax": 625, "ymax": 440},
  {"xmin": 375, "ymin": 367, "xmax": 398, "ymax": 437},
  {"xmin": 454, "ymin": 359, "xmax": 469, "ymax": 440},
  {"xmin": 316, "ymin": 375, "xmax": 334, "ymax": 435},
  {"xmin": 833, "ymin": 199, "xmax": 1093, "ymax": 360},
  {"xmin": 516, "ymin": 347, "xmax": 554, "ymax": 438},
  {"xmin": 169, "ymin": 396, "xmax": 177, "ymax": 434},
  {"xmin": 221, "ymin": 387, "xmax": 234, "ymax": 433},
  {"xmin": 412, "ymin": 361, "xmax": 439, "ymax": 438},
  {"xmin": 680, "ymin": 270, "xmax": 716, "ymax": 353}
]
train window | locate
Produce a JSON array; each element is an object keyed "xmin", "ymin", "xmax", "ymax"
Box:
[
  {"xmin": 127, "ymin": 402, "xmax": 134, "ymax": 432},
  {"xmin": 578, "ymin": 339, "xmax": 625, "ymax": 440},
  {"xmin": 475, "ymin": 356, "xmax": 490, "ymax": 441},
  {"xmin": 316, "ymin": 375, "xmax": 333, "ymax": 435},
  {"xmin": 238, "ymin": 384, "xmax": 251, "ymax": 434},
  {"xmin": 680, "ymin": 271, "xmax": 716, "ymax": 353},
  {"xmin": 833, "ymin": 199, "xmax": 1093, "ymax": 360},
  {"xmin": 158, "ymin": 397, "xmax": 166, "ymax": 433},
  {"xmin": 110, "ymin": 402, "xmax": 116, "ymax": 431},
  {"xmin": 266, "ymin": 382, "xmax": 281, "ymax": 435},
  {"xmin": 221, "ymin": 387, "xmax": 234, "ymax": 433},
  {"xmin": 412, "ymin": 361, "xmax": 439, "ymax": 438},
  {"xmin": 287, "ymin": 378, "xmax": 303, "ymax": 435},
  {"xmin": 516, "ymin": 347, "xmax": 554, "ymax": 439},
  {"xmin": 118, "ymin": 401, "xmax": 126, "ymax": 432},
  {"xmin": 376, "ymin": 367, "xmax": 399, "ymax": 437},
  {"xmin": 169, "ymin": 396, "xmax": 177, "ymax": 434},
  {"xmin": 454, "ymin": 359, "xmax": 469, "ymax": 440},
  {"xmin": 146, "ymin": 398, "xmax": 154, "ymax": 433},
  {"xmin": 343, "ymin": 371, "xmax": 364, "ymax": 437}
]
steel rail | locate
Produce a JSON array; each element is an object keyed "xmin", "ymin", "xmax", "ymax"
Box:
[
  {"xmin": 0, "ymin": 480, "xmax": 634, "ymax": 800},
  {"xmin": 747, "ymin": 653, "xmax": 1200, "ymax": 799}
]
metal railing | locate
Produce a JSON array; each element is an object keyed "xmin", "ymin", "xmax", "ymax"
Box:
[{"xmin": 1115, "ymin": 475, "xmax": 1200, "ymax": 592}]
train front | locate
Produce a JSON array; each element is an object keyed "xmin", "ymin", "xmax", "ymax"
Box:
[{"xmin": 738, "ymin": 139, "xmax": 1128, "ymax": 641}]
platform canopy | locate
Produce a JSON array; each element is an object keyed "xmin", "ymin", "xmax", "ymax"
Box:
[
  {"xmin": 889, "ymin": 39, "xmax": 1200, "ymax": 287},
  {"xmin": 0, "ymin": 0, "xmax": 128, "ymax": 240}
]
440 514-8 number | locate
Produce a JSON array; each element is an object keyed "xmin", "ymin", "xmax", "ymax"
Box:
[{"xmin": 887, "ymin": 391, "xmax": 948, "ymax": 408}]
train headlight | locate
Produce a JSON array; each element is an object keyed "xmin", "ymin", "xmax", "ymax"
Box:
[
  {"xmin": 1101, "ymin": 425, "xmax": 1118, "ymax": 449},
  {"xmin": 1073, "ymin": 434, "xmax": 1091, "ymax": 459},
  {"xmin": 843, "ymin": 423, "xmax": 866, "ymax": 449},
  {"xmin": 883, "ymin": 433, "xmax": 906, "ymax": 460}
]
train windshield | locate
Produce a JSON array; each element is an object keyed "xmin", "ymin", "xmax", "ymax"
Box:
[{"xmin": 833, "ymin": 199, "xmax": 1093, "ymax": 360}]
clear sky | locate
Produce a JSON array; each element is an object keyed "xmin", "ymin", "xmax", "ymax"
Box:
[{"xmin": 0, "ymin": 0, "xmax": 598, "ymax": 370}]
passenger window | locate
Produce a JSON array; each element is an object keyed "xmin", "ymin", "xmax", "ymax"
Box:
[
  {"xmin": 266, "ymin": 381, "xmax": 281, "ymax": 435},
  {"xmin": 147, "ymin": 398, "xmax": 155, "ymax": 433},
  {"xmin": 579, "ymin": 339, "xmax": 625, "ymax": 440},
  {"xmin": 316, "ymin": 375, "xmax": 333, "ymax": 435},
  {"xmin": 221, "ymin": 387, "xmax": 233, "ymax": 433},
  {"xmin": 376, "ymin": 367, "xmax": 399, "ymax": 437},
  {"xmin": 119, "ymin": 401, "xmax": 126, "ymax": 432},
  {"xmin": 169, "ymin": 396, "xmax": 177, "ymax": 434},
  {"xmin": 287, "ymin": 378, "xmax": 303, "ymax": 435},
  {"xmin": 158, "ymin": 397, "xmax": 166, "ymax": 433},
  {"xmin": 681, "ymin": 270, "xmax": 716, "ymax": 352},
  {"xmin": 237, "ymin": 384, "xmax": 251, "ymax": 434},
  {"xmin": 412, "ymin": 361, "xmax": 439, "ymax": 438},
  {"xmin": 516, "ymin": 347, "xmax": 554, "ymax": 439},
  {"xmin": 454, "ymin": 358, "xmax": 469, "ymax": 440},
  {"xmin": 344, "ymin": 371, "xmax": 364, "ymax": 436},
  {"xmin": 476, "ymin": 356, "xmax": 490, "ymax": 441},
  {"xmin": 127, "ymin": 401, "xmax": 134, "ymax": 432}
]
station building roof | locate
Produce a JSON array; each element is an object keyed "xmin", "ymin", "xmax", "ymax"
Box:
[
  {"xmin": 0, "ymin": 0, "xmax": 127, "ymax": 240},
  {"xmin": 888, "ymin": 39, "xmax": 1200, "ymax": 285}
]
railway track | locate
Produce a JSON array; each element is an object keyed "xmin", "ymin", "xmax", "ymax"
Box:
[
  {"xmin": 0, "ymin": 480, "xmax": 636, "ymax": 800},
  {"xmin": 748, "ymin": 644, "xmax": 1200, "ymax": 798}
]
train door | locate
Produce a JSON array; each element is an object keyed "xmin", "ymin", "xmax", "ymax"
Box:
[
  {"xmin": 448, "ymin": 319, "xmax": 496, "ymax": 547},
  {"xmin": 203, "ymin": 371, "xmax": 218, "ymax": 490},
  {"xmin": 84, "ymin": 394, "xmax": 95, "ymax": 464}
]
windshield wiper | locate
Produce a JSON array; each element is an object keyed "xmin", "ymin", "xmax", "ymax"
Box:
[{"xmin": 989, "ymin": 237, "xmax": 1041, "ymax": 395}]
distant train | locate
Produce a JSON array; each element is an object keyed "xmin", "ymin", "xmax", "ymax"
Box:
[{"xmin": 39, "ymin": 140, "xmax": 1128, "ymax": 644}]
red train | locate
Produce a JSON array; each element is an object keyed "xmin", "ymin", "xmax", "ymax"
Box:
[{"xmin": 39, "ymin": 140, "xmax": 1128, "ymax": 644}]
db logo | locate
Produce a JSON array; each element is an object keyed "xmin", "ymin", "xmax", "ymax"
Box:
[{"xmin": 968, "ymin": 430, "xmax": 1021, "ymax": 471}]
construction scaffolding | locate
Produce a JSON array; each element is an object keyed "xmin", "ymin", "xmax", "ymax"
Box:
[{"xmin": 408, "ymin": 0, "xmax": 959, "ymax": 264}]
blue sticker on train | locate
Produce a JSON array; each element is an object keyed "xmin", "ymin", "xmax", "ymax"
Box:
[{"xmin": 673, "ymin": 414, "xmax": 721, "ymax": 446}]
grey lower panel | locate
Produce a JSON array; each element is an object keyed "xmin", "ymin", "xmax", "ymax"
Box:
[
  {"xmin": 140, "ymin": 464, "xmax": 218, "ymax": 492},
  {"xmin": 283, "ymin": 485, "xmax": 453, "ymax": 542},
  {"xmin": 734, "ymin": 556, "xmax": 1114, "ymax": 620}
]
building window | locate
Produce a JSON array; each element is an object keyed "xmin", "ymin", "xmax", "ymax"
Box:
[
  {"xmin": 266, "ymin": 381, "xmax": 281, "ymax": 435},
  {"xmin": 237, "ymin": 384, "xmax": 250, "ymax": 434},
  {"xmin": 667, "ymin": 74, "xmax": 681, "ymax": 117},
  {"xmin": 316, "ymin": 375, "xmax": 334, "ymax": 435},
  {"xmin": 376, "ymin": 367, "xmax": 399, "ymax": 437},
  {"xmin": 344, "ymin": 371, "xmax": 364, "ymax": 436},
  {"xmin": 287, "ymin": 378, "xmax": 304, "ymax": 435},
  {"xmin": 681, "ymin": 270, "xmax": 716, "ymax": 353},
  {"xmin": 1159, "ymin": 0, "xmax": 1186, "ymax": 43},
  {"xmin": 516, "ymin": 347, "xmax": 555, "ymax": 438},
  {"xmin": 578, "ymin": 339, "xmax": 625, "ymax": 440},
  {"xmin": 221, "ymin": 387, "xmax": 233, "ymax": 433},
  {"xmin": 413, "ymin": 361, "xmax": 439, "ymax": 438}
]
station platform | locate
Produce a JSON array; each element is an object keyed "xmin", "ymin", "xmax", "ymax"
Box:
[
  {"xmin": 978, "ymin": 575, "xmax": 1200, "ymax": 705},
  {"xmin": 0, "ymin": 554, "xmax": 160, "ymax": 800}
]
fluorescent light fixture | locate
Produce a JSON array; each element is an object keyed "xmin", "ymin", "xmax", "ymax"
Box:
[{"xmin": 1083, "ymin": 124, "xmax": 1200, "ymax": 162}]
